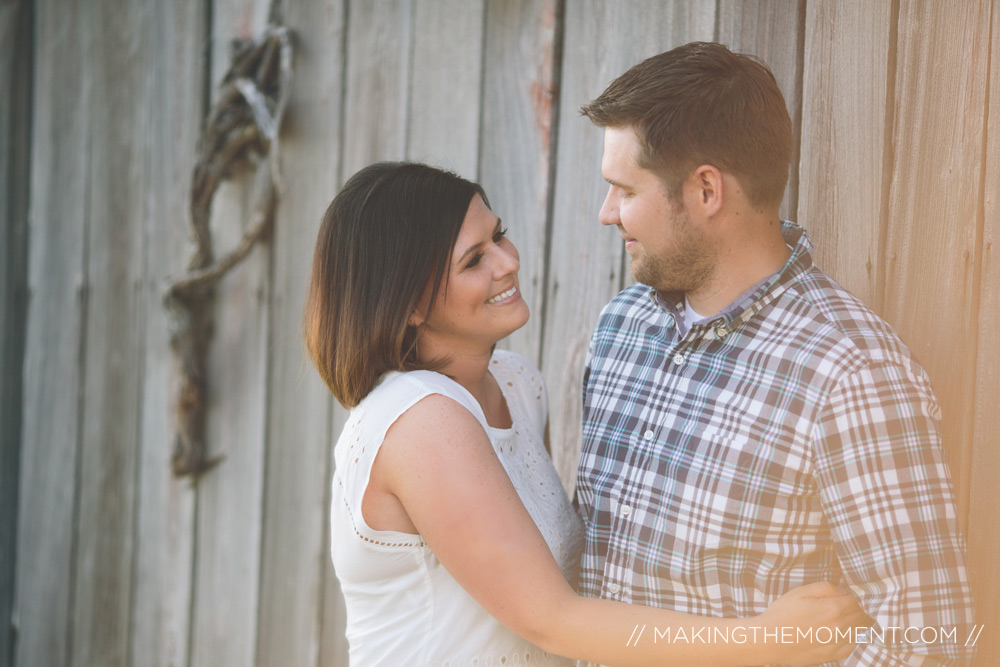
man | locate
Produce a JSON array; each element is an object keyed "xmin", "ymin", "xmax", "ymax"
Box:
[{"xmin": 575, "ymin": 42, "xmax": 975, "ymax": 665}]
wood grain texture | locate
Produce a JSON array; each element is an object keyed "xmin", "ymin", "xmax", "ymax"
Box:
[
  {"xmin": 13, "ymin": 1, "xmax": 88, "ymax": 665},
  {"xmin": 544, "ymin": 0, "xmax": 715, "ymax": 488},
  {"xmin": 8, "ymin": 3, "xmax": 1000, "ymax": 665},
  {"xmin": 187, "ymin": 179, "xmax": 271, "ymax": 667},
  {"xmin": 717, "ymin": 0, "xmax": 803, "ymax": 221},
  {"xmin": 188, "ymin": 2, "xmax": 272, "ymax": 666},
  {"xmin": 967, "ymin": 0, "xmax": 1000, "ymax": 660},
  {"xmin": 407, "ymin": 0, "xmax": 484, "ymax": 177},
  {"xmin": 480, "ymin": 0, "xmax": 559, "ymax": 364},
  {"xmin": 798, "ymin": 1, "xmax": 892, "ymax": 309},
  {"xmin": 0, "ymin": 2, "xmax": 31, "ymax": 665},
  {"xmin": 69, "ymin": 2, "xmax": 154, "ymax": 663},
  {"xmin": 317, "ymin": 3, "xmax": 425, "ymax": 662},
  {"xmin": 128, "ymin": 2, "xmax": 204, "ymax": 666},
  {"xmin": 255, "ymin": 1, "xmax": 346, "ymax": 665},
  {"xmin": 341, "ymin": 0, "xmax": 412, "ymax": 175},
  {"xmin": 318, "ymin": 396, "xmax": 349, "ymax": 666},
  {"xmin": 319, "ymin": 401, "xmax": 352, "ymax": 666},
  {"xmin": 883, "ymin": 0, "xmax": 989, "ymax": 525}
]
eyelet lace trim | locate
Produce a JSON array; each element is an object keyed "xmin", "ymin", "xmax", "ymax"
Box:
[
  {"xmin": 438, "ymin": 646, "xmax": 554, "ymax": 665},
  {"xmin": 337, "ymin": 477, "xmax": 426, "ymax": 548}
]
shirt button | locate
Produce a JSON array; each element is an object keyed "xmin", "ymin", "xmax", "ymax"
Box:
[
  {"xmin": 673, "ymin": 353, "xmax": 685, "ymax": 365},
  {"xmin": 608, "ymin": 583, "xmax": 620, "ymax": 595},
  {"xmin": 643, "ymin": 429, "xmax": 654, "ymax": 441},
  {"xmin": 621, "ymin": 505, "xmax": 632, "ymax": 517},
  {"xmin": 715, "ymin": 325, "xmax": 729, "ymax": 339}
]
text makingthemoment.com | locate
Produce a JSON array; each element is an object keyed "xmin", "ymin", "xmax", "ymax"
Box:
[{"xmin": 624, "ymin": 625, "xmax": 985, "ymax": 649}]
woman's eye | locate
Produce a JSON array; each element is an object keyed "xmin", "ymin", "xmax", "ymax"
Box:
[
  {"xmin": 466, "ymin": 253, "xmax": 483, "ymax": 268},
  {"xmin": 493, "ymin": 226, "xmax": 509, "ymax": 242}
]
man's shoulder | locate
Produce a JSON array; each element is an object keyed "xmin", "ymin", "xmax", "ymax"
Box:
[{"xmin": 782, "ymin": 266, "xmax": 918, "ymax": 370}]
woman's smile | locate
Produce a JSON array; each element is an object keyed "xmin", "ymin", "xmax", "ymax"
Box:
[{"xmin": 486, "ymin": 285, "xmax": 519, "ymax": 305}]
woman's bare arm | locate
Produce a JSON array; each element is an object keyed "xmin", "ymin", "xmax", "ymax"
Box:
[{"xmin": 368, "ymin": 395, "xmax": 864, "ymax": 666}]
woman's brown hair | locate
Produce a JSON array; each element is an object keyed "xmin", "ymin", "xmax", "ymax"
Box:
[{"xmin": 303, "ymin": 162, "xmax": 487, "ymax": 407}]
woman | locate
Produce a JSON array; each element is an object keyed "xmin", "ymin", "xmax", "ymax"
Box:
[{"xmin": 304, "ymin": 162, "xmax": 866, "ymax": 666}]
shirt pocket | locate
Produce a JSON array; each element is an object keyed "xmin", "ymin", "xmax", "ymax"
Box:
[{"xmin": 690, "ymin": 428, "xmax": 823, "ymax": 557}]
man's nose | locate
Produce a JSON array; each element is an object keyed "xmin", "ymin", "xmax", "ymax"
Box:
[{"xmin": 598, "ymin": 187, "xmax": 619, "ymax": 226}]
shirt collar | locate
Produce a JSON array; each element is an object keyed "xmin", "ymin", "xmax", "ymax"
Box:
[{"xmin": 648, "ymin": 221, "xmax": 814, "ymax": 337}]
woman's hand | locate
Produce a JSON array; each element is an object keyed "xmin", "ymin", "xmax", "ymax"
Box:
[{"xmin": 753, "ymin": 581, "xmax": 871, "ymax": 665}]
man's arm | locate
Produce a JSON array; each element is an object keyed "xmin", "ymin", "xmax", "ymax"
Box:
[{"xmin": 813, "ymin": 360, "xmax": 976, "ymax": 665}]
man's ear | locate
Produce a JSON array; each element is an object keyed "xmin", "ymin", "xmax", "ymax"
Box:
[{"xmin": 689, "ymin": 164, "xmax": 724, "ymax": 217}]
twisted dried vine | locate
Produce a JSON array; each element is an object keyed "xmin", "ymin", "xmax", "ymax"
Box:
[{"xmin": 165, "ymin": 20, "xmax": 293, "ymax": 479}]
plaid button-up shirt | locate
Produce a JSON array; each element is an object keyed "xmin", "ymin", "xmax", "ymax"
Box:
[{"xmin": 576, "ymin": 222, "xmax": 975, "ymax": 665}]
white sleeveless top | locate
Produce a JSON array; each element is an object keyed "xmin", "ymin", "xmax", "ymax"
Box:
[{"xmin": 331, "ymin": 349, "xmax": 584, "ymax": 666}]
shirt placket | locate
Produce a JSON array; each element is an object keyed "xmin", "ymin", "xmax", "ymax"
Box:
[{"xmin": 602, "ymin": 308, "xmax": 706, "ymax": 603}]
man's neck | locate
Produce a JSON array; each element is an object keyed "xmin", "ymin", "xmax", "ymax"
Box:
[{"xmin": 685, "ymin": 216, "xmax": 790, "ymax": 318}]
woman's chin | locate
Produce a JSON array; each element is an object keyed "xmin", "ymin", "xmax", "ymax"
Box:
[{"xmin": 495, "ymin": 303, "xmax": 531, "ymax": 341}]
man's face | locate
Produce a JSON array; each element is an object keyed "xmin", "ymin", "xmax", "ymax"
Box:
[{"xmin": 598, "ymin": 126, "xmax": 714, "ymax": 294}]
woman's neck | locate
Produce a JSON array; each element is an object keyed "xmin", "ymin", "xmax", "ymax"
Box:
[{"xmin": 420, "ymin": 344, "xmax": 511, "ymax": 428}]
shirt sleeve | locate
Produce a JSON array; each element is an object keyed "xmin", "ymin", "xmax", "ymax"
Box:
[{"xmin": 812, "ymin": 360, "xmax": 976, "ymax": 665}]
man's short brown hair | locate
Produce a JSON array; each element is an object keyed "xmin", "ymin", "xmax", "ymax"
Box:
[{"xmin": 580, "ymin": 41, "xmax": 792, "ymax": 209}]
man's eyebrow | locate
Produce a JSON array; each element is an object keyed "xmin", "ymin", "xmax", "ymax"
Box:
[{"xmin": 456, "ymin": 218, "xmax": 502, "ymax": 264}]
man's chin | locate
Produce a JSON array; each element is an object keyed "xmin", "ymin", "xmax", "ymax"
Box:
[{"xmin": 629, "ymin": 259, "xmax": 657, "ymax": 288}]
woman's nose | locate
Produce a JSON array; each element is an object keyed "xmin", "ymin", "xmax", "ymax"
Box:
[{"xmin": 493, "ymin": 243, "xmax": 520, "ymax": 277}]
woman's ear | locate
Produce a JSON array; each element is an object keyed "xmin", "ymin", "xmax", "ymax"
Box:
[{"xmin": 409, "ymin": 282, "xmax": 433, "ymax": 329}]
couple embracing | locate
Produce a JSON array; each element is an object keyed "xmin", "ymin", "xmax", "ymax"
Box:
[{"xmin": 303, "ymin": 42, "xmax": 975, "ymax": 666}]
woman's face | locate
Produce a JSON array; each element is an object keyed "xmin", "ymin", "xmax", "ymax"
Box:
[{"xmin": 412, "ymin": 194, "xmax": 529, "ymax": 356}]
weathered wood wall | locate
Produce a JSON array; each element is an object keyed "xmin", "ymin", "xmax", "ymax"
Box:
[
  {"xmin": 1, "ymin": 2, "xmax": 31, "ymax": 665},
  {"xmin": 3, "ymin": 1, "xmax": 997, "ymax": 665}
]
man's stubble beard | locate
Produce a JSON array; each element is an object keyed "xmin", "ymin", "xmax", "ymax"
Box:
[{"xmin": 630, "ymin": 207, "xmax": 716, "ymax": 296}]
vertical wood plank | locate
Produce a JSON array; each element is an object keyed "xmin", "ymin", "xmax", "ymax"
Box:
[
  {"xmin": 406, "ymin": 0, "xmax": 484, "ymax": 177},
  {"xmin": 254, "ymin": 2, "xmax": 347, "ymax": 666},
  {"xmin": 188, "ymin": 184, "xmax": 271, "ymax": 667},
  {"xmin": 967, "ymin": 0, "xmax": 1000, "ymax": 660},
  {"xmin": 544, "ymin": 0, "xmax": 715, "ymax": 488},
  {"xmin": 6, "ymin": 5, "xmax": 996, "ymax": 667},
  {"xmin": 188, "ymin": 2, "xmax": 271, "ymax": 666},
  {"xmin": 883, "ymin": 0, "xmax": 989, "ymax": 527},
  {"xmin": 69, "ymin": 1, "xmax": 151, "ymax": 663},
  {"xmin": 480, "ymin": 0, "xmax": 560, "ymax": 364},
  {"xmin": 319, "ymin": 408, "xmax": 350, "ymax": 667},
  {"xmin": 13, "ymin": 1, "xmax": 88, "ymax": 664},
  {"xmin": 716, "ymin": 0, "xmax": 804, "ymax": 221},
  {"xmin": 0, "ymin": 2, "xmax": 31, "ymax": 666},
  {"xmin": 128, "ymin": 2, "xmax": 205, "ymax": 666},
  {"xmin": 341, "ymin": 0, "xmax": 412, "ymax": 175},
  {"xmin": 316, "ymin": 4, "xmax": 416, "ymax": 662},
  {"xmin": 797, "ymin": 2, "xmax": 892, "ymax": 309}
]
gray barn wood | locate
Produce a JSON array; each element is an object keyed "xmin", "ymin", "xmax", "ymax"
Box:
[{"xmin": 4, "ymin": 2, "xmax": 998, "ymax": 665}]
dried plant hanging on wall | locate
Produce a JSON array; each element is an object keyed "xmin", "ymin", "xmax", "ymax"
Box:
[{"xmin": 165, "ymin": 17, "xmax": 293, "ymax": 479}]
